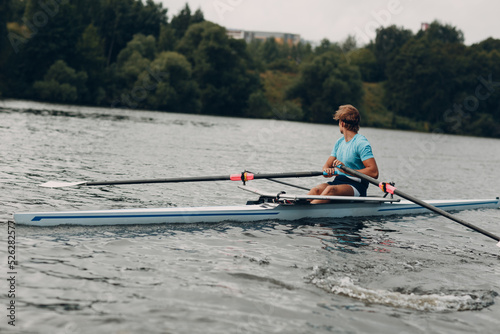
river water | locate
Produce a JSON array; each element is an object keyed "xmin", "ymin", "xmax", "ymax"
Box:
[{"xmin": 1, "ymin": 99, "xmax": 499, "ymax": 333}]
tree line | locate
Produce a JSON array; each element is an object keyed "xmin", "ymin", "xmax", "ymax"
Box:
[{"xmin": 1, "ymin": 0, "xmax": 499, "ymax": 137}]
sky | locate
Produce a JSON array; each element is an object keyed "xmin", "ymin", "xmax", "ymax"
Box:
[{"xmin": 158, "ymin": 0, "xmax": 500, "ymax": 46}]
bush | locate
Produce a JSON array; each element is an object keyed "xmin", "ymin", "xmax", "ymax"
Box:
[{"xmin": 33, "ymin": 60, "xmax": 87, "ymax": 103}]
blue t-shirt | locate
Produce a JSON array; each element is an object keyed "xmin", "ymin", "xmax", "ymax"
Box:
[{"xmin": 331, "ymin": 134, "xmax": 374, "ymax": 177}]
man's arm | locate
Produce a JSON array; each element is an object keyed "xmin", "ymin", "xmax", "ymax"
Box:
[
  {"xmin": 357, "ymin": 157, "xmax": 379, "ymax": 179},
  {"xmin": 332, "ymin": 157, "xmax": 379, "ymax": 179},
  {"xmin": 322, "ymin": 156, "xmax": 336, "ymax": 177},
  {"xmin": 323, "ymin": 156, "xmax": 379, "ymax": 179}
]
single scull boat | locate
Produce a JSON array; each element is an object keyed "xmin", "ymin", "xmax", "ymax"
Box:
[
  {"xmin": 13, "ymin": 185, "xmax": 500, "ymax": 226},
  {"xmin": 12, "ymin": 169, "xmax": 500, "ymax": 247}
]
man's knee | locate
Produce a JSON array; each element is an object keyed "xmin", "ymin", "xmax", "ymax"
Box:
[
  {"xmin": 322, "ymin": 185, "xmax": 336, "ymax": 196},
  {"xmin": 311, "ymin": 183, "xmax": 327, "ymax": 194}
]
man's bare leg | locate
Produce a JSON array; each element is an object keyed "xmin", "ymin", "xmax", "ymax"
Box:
[
  {"xmin": 310, "ymin": 184, "xmax": 354, "ymax": 204},
  {"xmin": 308, "ymin": 183, "xmax": 328, "ymax": 196}
]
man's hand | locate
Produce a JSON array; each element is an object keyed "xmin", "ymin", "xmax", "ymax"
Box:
[
  {"xmin": 322, "ymin": 157, "xmax": 343, "ymax": 177},
  {"xmin": 322, "ymin": 167, "xmax": 336, "ymax": 177},
  {"xmin": 332, "ymin": 159, "xmax": 344, "ymax": 168}
]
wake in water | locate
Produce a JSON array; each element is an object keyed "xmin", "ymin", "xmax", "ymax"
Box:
[{"xmin": 308, "ymin": 266, "xmax": 497, "ymax": 311}]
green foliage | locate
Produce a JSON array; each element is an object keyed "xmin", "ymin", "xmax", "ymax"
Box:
[
  {"xmin": 75, "ymin": 24, "xmax": 106, "ymax": 104},
  {"xmin": 5, "ymin": 0, "xmax": 24, "ymax": 22},
  {"xmin": 2, "ymin": 1, "xmax": 500, "ymax": 137},
  {"xmin": 246, "ymin": 91, "xmax": 273, "ymax": 118},
  {"xmin": 359, "ymin": 82, "xmax": 391, "ymax": 128},
  {"xmin": 33, "ymin": 60, "xmax": 88, "ymax": 102},
  {"xmin": 18, "ymin": 1, "xmax": 85, "ymax": 83},
  {"xmin": 385, "ymin": 38, "xmax": 465, "ymax": 122},
  {"xmin": 76, "ymin": 24, "xmax": 106, "ymax": 68},
  {"xmin": 383, "ymin": 21, "xmax": 500, "ymax": 136},
  {"xmin": 314, "ymin": 38, "xmax": 342, "ymax": 55},
  {"xmin": 95, "ymin": 0, "xmax": 166, "ymax": 65},
  {"xmin": 373, "ymin": 25, "xmax": 413, "ymax": 81},
  {"xmin": 144, "ymin": 51, "xmax": 201, "ymax": 113},
  {"xmin": 261, "ymin": 38, "xmax": 281, "ymax": 63},
  {"xmin": 170, "ymin": 4, "xmax": 204, "ymax": 41},
  {"xmin": 267, "ymin": 59, "xmax": 299, "ymax": 73},
  {"xmin": 416, "ymin": 20, "xmax": 464, "ymax": 44},
  {"xmin": 465, "ymin": 114, "xmax": 500, "ymax": 137},
  {"xmin": 340, "ymin": 35, "xmax": 358, "ymax": 54},
  {"xmin": 0, "ymin": 0, "xmax": 10, "ymax": 71},
  {"xmin": 251, "ymin": 70, "xmax": 303, "ymax": 120},
  {"xmin": 472, "ymin": 37, "xmax": 500, "ymax": 52},
  {"xmin": 246, "ymin": 39, "xmax": 313, "ymax": 72},
  {"xmin": 273, "ymin": 101, "xmax": 304, "ymax": 121},
  {"xmin": 348, "ymin": 48, "xmax": 379, "ymax": 82},
  {"xmin": 158, "ymin": 24, "xmax": 176, "ymax": 51},
  {"xmin": 117, "ymin": 34, "xmax": 157, "ymax": 63},
  {"xmin": 116, "ymin": 35, "xmax": 154, "ymax": 81},
  {"xmin": 287, "ymin": 52, "xmax": 363, "ymax": 123},
  {"xmin": 178, "ymin": 21, "xmax": 260, "ymax": 116}
]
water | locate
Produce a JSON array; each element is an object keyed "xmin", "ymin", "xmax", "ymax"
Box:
[{"xmin": 1, "ymin": 100, "xmax": 500, "ymax": 333}]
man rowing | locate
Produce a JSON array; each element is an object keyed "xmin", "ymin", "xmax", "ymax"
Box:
[{"xmin": 308, "ymin": 105, "xmax": 379, "ymax": 204}]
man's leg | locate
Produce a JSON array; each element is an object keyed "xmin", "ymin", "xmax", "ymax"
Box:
[
  {"xmin": 308, "ymin": 183, "xmax": 329, "ymax": 196},
  {"xmin": 310, "ymin": 184, "xmax": 354, "ymax": 204}
]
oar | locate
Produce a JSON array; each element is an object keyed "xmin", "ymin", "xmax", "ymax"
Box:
[
  {"xmin": 337, "ymin": 165, "xmax": 500, "ymax": 247},
  {"xmin": 265, "ymin": 178, "xmax": 311, "ymax": 191},
  {"xmin": 40, "ymin": 171, "xmax": 324, "ymax": 188}
]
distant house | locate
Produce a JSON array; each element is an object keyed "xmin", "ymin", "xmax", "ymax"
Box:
[{"xmin": 226, "ymin": 29, "xmax": 301, "ymax": 46}]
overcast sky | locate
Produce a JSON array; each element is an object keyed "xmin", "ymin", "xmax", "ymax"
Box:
[{"xmin": 158, "ymin": 0, "xmax": 500, "ymax": 46}]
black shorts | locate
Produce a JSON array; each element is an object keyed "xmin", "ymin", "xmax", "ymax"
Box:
[{"xmin": 327, "ymin": 175, "xmax": 369, "ymax": 197}]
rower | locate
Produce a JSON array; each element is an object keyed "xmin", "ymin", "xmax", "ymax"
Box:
[{"xmin": 308, "ymin": 104, "xmax": 379, "ymax": 204}]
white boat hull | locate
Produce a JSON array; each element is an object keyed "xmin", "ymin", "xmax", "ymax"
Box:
[{"xmin": 13, "ymin": 198, "xmax": 500, "ymax": 226}]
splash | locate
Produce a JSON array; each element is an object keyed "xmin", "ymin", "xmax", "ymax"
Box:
[{"xmin": 309, "ymin": 267, "xmax": 497, "ymax": 311}]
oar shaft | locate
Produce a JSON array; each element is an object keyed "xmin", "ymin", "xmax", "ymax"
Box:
[
  {"xmin": 265, "ymin": 178, "xmax": 311, "ymax": 191},
  {"xmin": 394, "ymin": 189, "xmax": 500, "ymax": 242},
  {"xmin": 83, "ymin": 171, "xmax": 324, "ymax": 187},
  {"xmin": 338, "ymin": 165, "xmax": 500, "ymax": 243},
  {"xmin": 86, "ymin": 175, "xmax": 231, "ymax": 186}
]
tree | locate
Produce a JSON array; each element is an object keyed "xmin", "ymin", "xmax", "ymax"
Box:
[
  {"xmin": 458, "ymin": 47, "xmax": 500, "ymax": 136},
  {"xmin": 385, "ymin": 38, "xmax": 466, "ymax": 123},
  {"xmin": 170, "ymin": 4, "xmax": 204, "ymax": 41},
  {"xmin": 348, "ymin": 47, "xmax": 379, "ymax": 82},
  {"xmin": 17, "ymin": 1, "xmax": 85, "ymax": 84},
  {"xmin": 416, "ymin": 20, "xmax": 464, "ymax": 44},
  {"xmin": 0, "ymin": 0, "xmax": 11, "ymax": 93},
  {"xmin": 341, "ymin": 35, "xmax": 358, "ymax": 54},
  {"xmin": 287, "ymin": 52, "xmax": 363, "ymax": 123},
  {"xmin": 178, "ymin": 21, "xmax": 260, "ymax": 116},
  {"xmin": 290, "ymin": 41, "xmax": 313, "ymax": 64},
  {"xmin": 117, "ymin": 33, "xmax": 156, "ymax": 63},
  {"xmin": 471, "ymin": 37, "xmax": 500, "ymax": 53},
  {"xmin": 315, "ymin": 38, "xmax": 342, "ymax": 55},
  {"xmin": 261, "ymin": 37, "xmax": 281, "ymax": 63},
  {"xmin": 144, "ymin": 51, "xmax": 201, "ymax": 113},
  {"xmin": 75, "ymin": 24, "xmax": 107, "ymax": 104},
  {"xmin": 158, "ymin": 24, "xmax": 176, "ymax": 51},
  {"xmin": 5, "ymin": 0, "xmax": 24, "ymax": 22},
  {"xmin": 373, "ymin": 25, "xmax": 413, "ymax": 80},
  {"xmin": 95, "ymin": 0, "xmax": 166, "ymax": 65},
  {"xmin": 113, "ymin": 34, "xmax": 155, "ymax": 100},
  {"xmin": 33, "ymin": 60, "xmax": 88, "ymax": 103}
]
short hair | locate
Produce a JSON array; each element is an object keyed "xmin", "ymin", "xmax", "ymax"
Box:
[{"xmin": 333, "ymin": 105, "xmax": 360, "ymax": 132}]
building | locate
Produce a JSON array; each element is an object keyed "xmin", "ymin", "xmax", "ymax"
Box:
[{"xmin": 226, "ymin": 29, "xmax": 301, "ymax": 46}]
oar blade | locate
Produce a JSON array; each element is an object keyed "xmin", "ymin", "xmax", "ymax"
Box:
[{"xmin": 40, "ymin": 181, "xmax": 87, "ymax": 188}]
